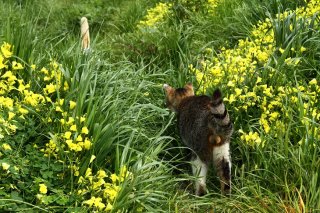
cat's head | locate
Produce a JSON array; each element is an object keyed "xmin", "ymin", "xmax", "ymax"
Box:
[{"xmin": 163, "ymin": 83, "xmax": 194, "ymax": 112}]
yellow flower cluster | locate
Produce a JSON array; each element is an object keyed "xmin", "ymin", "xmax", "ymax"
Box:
[
  {"xmin": 40, "ymin": 60, "xmax": 69, "ymax": 94},
  {"xmin": 138, "ymin": 2, "xmax": 172, "ymax": 28},
  {"xmin": 41, "ymin": 99, "xmax": 92, "ymax": 157},
  {"xmin": 207, "ymin": 0, "xmax": 219, "ymax": 14},
  {"xmin": 0, "ymin": 42, "xmax": 40, "ymax": 137},
  {"xmin": 80, "ymin": 160, "xmax": 132, "ymax": 211},
  {"xmin": 192, "ymin": 2, "xmax": 320, "ymax": 146}
]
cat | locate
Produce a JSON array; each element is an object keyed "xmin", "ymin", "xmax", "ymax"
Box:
[{"xmin": 163, "ymin": 83, "xmax": 233, "ymax": 195}]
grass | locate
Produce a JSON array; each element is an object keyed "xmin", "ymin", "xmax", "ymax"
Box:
[{"xmin": 0, "ymin": 0, "xmax": 319, "ymax": 212}]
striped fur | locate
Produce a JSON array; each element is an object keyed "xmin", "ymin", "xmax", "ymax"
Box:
[
  {"xmin": 209, "ymin": 89, "xmax": 233, "ymax": 142},
  {"xmin": 163, "ymin": 83, "xmax": 233, "ymax": 195}
]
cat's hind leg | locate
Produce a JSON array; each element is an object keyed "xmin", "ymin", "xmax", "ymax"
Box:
[
  {"xmin": 191, "ymin": 155, "xmax": 208, "ymax": 196},
  {"xmin": 213, "ymin": 143, "xmax": 231, "ymax": 195}
]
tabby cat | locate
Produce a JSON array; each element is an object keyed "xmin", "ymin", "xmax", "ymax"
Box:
[{"xmin": 163, "ymin": 83, "xmax": 233, "ymax": 195}]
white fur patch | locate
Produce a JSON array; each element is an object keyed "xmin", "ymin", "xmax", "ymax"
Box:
[
  {"xmin": 191, "ymin": 156, "xmax": 208, "ymax": 190},
  {"xmin": 213, "ymin": 143, "xmax": 230, "ymax": 164}
]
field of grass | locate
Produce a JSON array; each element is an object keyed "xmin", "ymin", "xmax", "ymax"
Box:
[{"xmin": 0, "ymin": 0, "xmax": 319, "ymax": 212}]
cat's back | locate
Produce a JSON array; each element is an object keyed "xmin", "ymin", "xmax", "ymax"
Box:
[
  {"xmin": 178, "ymin": 95, "xmax": 211, "ymax": 116},
  {"xmin": 177, "ymin": 95, "xmax": 213, "ymax": 157},
  {"xmin": 177, "ymin": 95, "xmax": 212, "ymax": 139}
]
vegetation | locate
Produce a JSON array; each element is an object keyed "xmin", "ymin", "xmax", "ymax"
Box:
[{"xmin": 0, "ymin": 0, "xmax": 319, "ymax": 212}]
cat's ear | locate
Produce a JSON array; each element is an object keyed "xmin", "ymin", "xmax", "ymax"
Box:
[
  {"xmin": 163, "ymin": 84, "xmax": 174, "ymax": 94},
  {"xmin": 184, "ymin": 83, "xmax": 194, "ymax": 95}
]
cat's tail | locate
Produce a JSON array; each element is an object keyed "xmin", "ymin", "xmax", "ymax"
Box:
[{"xmin": 209, "ymin": 89, "xmax": 233, "ymax": 139}]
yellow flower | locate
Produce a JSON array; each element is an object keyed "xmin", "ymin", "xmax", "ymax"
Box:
[
  {"xmin": 2, "ymin": 162, "xmax": 10, "ymax": 170},
  {"xmin": 55, "ymin": 106, "xmax": 63, "ymax": 112},
  {"xmin": 76, "ymin": 135, "xmax": 83, "ymax": 142},
  {"xmin": 12, "ymin": 61, "xmax": 23, "ymax": 70},
  {"xmin": 67, "ymin": 117, "xmax": 75, "ymax": 125},
  {"xmin": 90, "ymin": 155, "xmax": 96, "ymax": 163},
  {"xmin": 83, "ymin": 138, "xmax": 92, "ymax": 150},
  {"xmin": 83, "ymin": 196, "xmax": 105, "ymax": 210},
  {"xmin": 70, "ymin": 124, "xmax": 77, "ymax": 132},
  {"xmin": 8, "ymin": 112, "xmax": 15, "ymax": 120},
  {"xmin": 41, "ymin": 67, "xmax": 49, "ymax": 75},
  {"xmin": 2, "ymin": 143, "xmax": 12, "ymax": 151},
  {"xmin": 106, "ymin": 203, "xmax": 113, "ymax": 211},
  {"xmin": 64, "ymin": 81, "xmax": 69, "ymax": 91},
  {"xmin": 69, "ymin": 101, "xmax": 76, "ymax": 110},
  {"xmin": 60, "ymin": 118, "xmax": 66, "ymax": 125},
  {"xmin": 44, "ymin": 83, "xmax": 56, "ymax": 94},
  {"xmin": 39, "ymin": 184, "xmax": 48, "ymax": 194},
  {"xmin": 81, "ymin": 126, "xmax": 89, "ymax": 135},
  {"xmin": 64, "ymin": 131, "xmax": 72, "ymax": 139},
  {"xmin": 309, "ymin": 78, "xmax": 317, "ymax": 85},
  {"xmin": 138, "ymin": 2, "xmax": 172, "ymax": 27},
  {"xmin": 2, "ymin": 71, "xmax": 17, "ymax": 82},
  {"xmin": 59, "ymin": 99, "xmax": 64, "ymax": 105},
  {"xmin": 110, "ymin": 174, "xmax": 118, "ymax": 183},
  {"xmin": 0, "ymin": 55, "xmax": 8, "ymax": 69},
  {"xmin": 80, "ymin": 116, "xmax": 86, "ymax": 123},
  {"xmin": 30, "ymin": 64, "xmax": 36, "ymax": 70},
  {"xmin": 85, "ymin": 168, "xmax": 92, "ymax": 178},
  {"xmin": 93, "ymin": 178, "xmax": 106, "ymax": 189},
  {"xmin": 1, "ymin": 42, "xmax": 13, "ymax": 58},
  {"xmin": 97, "ymin": 170, "xmax": 107, "ymax": 178}
]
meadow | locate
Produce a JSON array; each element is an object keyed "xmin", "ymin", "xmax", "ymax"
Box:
[{"xmin": 0, "ymin": 0, "xmax": 319, "ymax": 212}]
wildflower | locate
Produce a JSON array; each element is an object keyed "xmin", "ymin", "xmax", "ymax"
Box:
[
  {"xmin": 279, "ymin": 48, "xmax": 285, "ymax": 54},
  {"xmin": 80, "ymin": 116, "xmax": 86, "ymax": 123},
  {"xmin": 97, "ymin": 170, "xmax": 107, "ymax": 179},
  {"xmin": 300, "ymin": 46, "xmax": 307, "ymax": 52},
  {"xmin": 69, "ymin": 101, "xmax": 76, "ymax": 110},
  {"xmin": 1, "ymin": 42, "xmax": 13, "ymax": 58},
  {"xmin": 8, "ymin": 112, "xmax": 15, "ymax": 120},
  {"xmin": 83, "ymin": 196, "xmax": 105, "ymax": 210},
  {"xmin": 78, "ymin": 176, "xmax": 85, "ymax": 184},
  {"xmin": 93, "ymin": 178, "xmax": 106, "ymax": 189},
  {"xmin": 85, "ymin": 168, "xmax": 92, "ymax": 178},
  {"xmin": 90, "ymin": 155, "xmax": 96, "ymax": 163},
  {"xmin": 2, "ymin": 162, "xmax": 10, "ymax": 170},
  {"xmin": 39, "ymin": 184, "xmax": 48, "ymax": 194},
  {"xmin": 41, "ymin": 67, "xmax": 49, "ymax": 75},
  {"xmin": 76, "ymin": 135, "xmax": 83, "ymax": 142},
  {"xmin": 0, "ymin": 55, "xmax": 7, "ymax": 69},
  {"xmin": 309, "ymin": 78, "xmax": 317, "ymax": 85},
  {"xmin": 44, "ymin": 83, "xmax": 56, "ymax": 94},
  {"xmin": 81, "ymin": 126, "xmax": 89, "ymax": 135},
  {"xmin": 12, "ymin": 61, "xmax": 23, "ymax": 70},
  {"xmin": 106, "ymin": 203, "xmax": 113, "ymax": 211},
  {"xmin": 67, "ymin": 117, "xmax": 75, "ymax": 125},
  {"xmin": 30, "ymin": 64, "xmax": 36, "ymax": 70},
  {"xmin": 70, "ymin": 124, "xmax": 77, "ymax": 132},
  {"xmin": 58, "ymin": 99, "xmax": 64, "ymax": 105},
  {"xmin": 64, "ymin": 131, "xmax": 72, "ymax": 139},
  {"xmin": 110, "ymin": 174, "xmax": 118, "ymax": 183},
  {"xmin": 83, "ymin": 138, "xmax": 92, "ymax": 150},
  {"xmin": 2, "ymin": 143, "xmax": 12, "ymax": 151},
  {"xmin": 138, "ymin": 2, "xmax": 172, "ymax": 27},
  {"xmin": 2, "ymin": 71, "xmax": 17, "ymax": 82},
  {"xmin": 55, "ymin": 105, "xmax": 63, "ymax": 112},
  {"xmin": 104, "ymin": 184, "xmax": 120, "ymax": 201},
  {"xmin": 60, "ymin": 118, "xmax": 66, "ymax": 125}
]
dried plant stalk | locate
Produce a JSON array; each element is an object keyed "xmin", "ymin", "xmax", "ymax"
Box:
[{"xmin": 81, "ymin": 17, "xmax": 90, "ymax": 51}]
